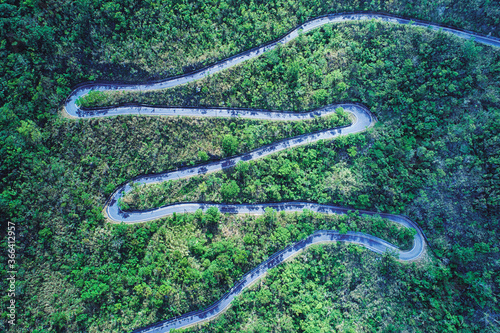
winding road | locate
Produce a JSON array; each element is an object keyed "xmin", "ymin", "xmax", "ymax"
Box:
[{"xmin": 63, "ymin": 12, "xmax": 500, "ymax": 333}]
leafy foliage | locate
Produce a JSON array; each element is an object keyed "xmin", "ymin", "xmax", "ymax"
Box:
[
  {"xmin": 120, "ymin": 21, "xmax": 500, "ymax": 331},
  {"xmin": 1, "ymin": 1, "xmax": 500, "ymax": 332},
  {"xmin": 188, "ymin": 245, "xmax": 463, "ymax": 333}
]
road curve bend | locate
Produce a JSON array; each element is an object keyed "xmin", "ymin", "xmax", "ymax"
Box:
[
  {"xmin": 134, "ymin": 223, "xmax": 424, "ymax": 333},
  {"xmin": 105, "ymin": 104, "xmax": 373, "ymax": 222},
  {"xmin": 62, "ymin": 12, "xmax": 500, "ymax": 333},
  {"xmin": 64, "ymin": 13, "xmax": 500, "ymax": 119}
]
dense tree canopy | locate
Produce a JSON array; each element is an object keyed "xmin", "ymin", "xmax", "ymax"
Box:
[{"xmin": 1, "ymin": 0, "xmax": 500, "ymax": 332}]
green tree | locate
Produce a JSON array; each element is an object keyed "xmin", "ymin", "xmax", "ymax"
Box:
[
  {"xmin": 222, "ymin": 134, "xmax": 239, "ymax": 155},
  {"xmin": 358, "ymin": 194, "xmax": 370, "ymax": 207},
  {"xmin": 198, "ymin": 150, "xmax": 210, "ymax": 162},
  {"xmin": 205, "ymin": 206, "xmax": 221, "ymax": 224},
  {"xmin": 221, "ymin": 180, "xmax": 240, "ymax": 201}
]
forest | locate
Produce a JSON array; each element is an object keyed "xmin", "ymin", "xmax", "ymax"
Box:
[{"xmin": 1, "ymin": 0, "xmax": 500, "ymax": 332}]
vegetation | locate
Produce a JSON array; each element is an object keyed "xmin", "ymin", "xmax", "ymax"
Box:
[
  {"xmin": 186, "ymin": 244, "xmax": 462, "ymax": 333},
  {"xmin": 121, "ymin": 21, "xmax": 500, "ymax": 331},
  {"xmin": 1, "ymin": 0, "xmax": 500, "ymax": 332}
]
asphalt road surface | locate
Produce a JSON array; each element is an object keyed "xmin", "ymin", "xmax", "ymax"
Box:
[{"xmin": 63, "ymin": 12, "xmax": 500, "ymax": 333}]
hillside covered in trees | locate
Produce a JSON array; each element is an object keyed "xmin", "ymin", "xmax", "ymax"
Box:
[{"xmin": 1, "ymin": 1, "xmax": 500, "ymax": 332}]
